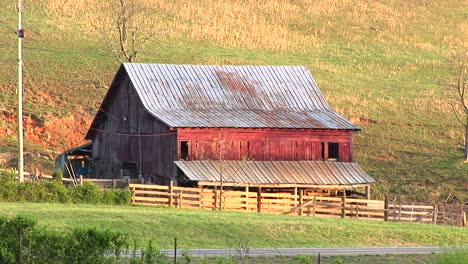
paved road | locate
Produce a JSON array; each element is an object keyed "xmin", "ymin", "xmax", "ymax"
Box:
[{"xmin": 160, "ymin": 246, "xmax": 447, "ymax": 257}]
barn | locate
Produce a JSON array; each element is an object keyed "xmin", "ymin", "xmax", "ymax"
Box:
[{"xmin": 84, "ymin": 63, "xmax": 374, "ymax": 197}]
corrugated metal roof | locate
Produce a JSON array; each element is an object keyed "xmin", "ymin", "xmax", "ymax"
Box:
[
  {"xmin": 124, "ymin": 63, "xmax": 360, "ymax": 130},
  {"xmin": 174, "ymin": 160, "xmax": 374, "ymax": 186}
]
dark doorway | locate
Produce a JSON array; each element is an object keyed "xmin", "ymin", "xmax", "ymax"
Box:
[
  {"xmin": 328, "ymin": 143, "xmax": 339, "ymax": 161},
  {"xmin": 181, "ymin": 141, "xmax": 189, "ymax": 160},
  {"xmin": 121, "ymin": 162, "xmax": 138, "ymax": 178}
]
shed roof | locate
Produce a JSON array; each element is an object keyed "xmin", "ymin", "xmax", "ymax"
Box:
[
  {"xmin": 122, "ymin": 63, "xmax": 359, "ymax": 130},
  {"xmin": 174, "ymin": 160, "xmax": 374, "ymax": 188}
]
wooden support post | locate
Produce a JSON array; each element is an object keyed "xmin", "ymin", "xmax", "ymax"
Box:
[
  {"xmin": 79, "ymin": 175, "xmax": 83, "ymax": 186},
  {"xmin": 257, "ymin": 187, "xmax": 262, "ymax": 213},
  {"xmin": 341, "ymin": 192, "xmax": 346, "ymax": 218},
  {"xmin": 131, "ymin": 187, "xmax": 135, "ymax": 204},
  {"xmin": 298, "ymin": 189, "xmax": 303, "ymax": 216},
  {"xmin": 169, "ymin": 180, "xmax": 174, "ymax": 208},
  {"xmin": 112, "ymin": 179, "xmax": 117, "ymax": 188},
  {"xmin": 245, "ymin": 186, "xmax": 249, "ymax": 211},
  {"xmin": 355, "ymin": 204, "xmax": 359, "ymax": 219},
  {"xmin": 312, "ymin": 197, "xmax": 316, "ymax": 217},
  {"xmin": 198, "ymin": 186, "xmax": 203, "ymax": 209},
  {"xmin": 398, "ymin": 202, "xmax": 402, "ymax": 221},
  {"xmin": 293, "ymin": 187, "xmax": 298, "ymax": 207},
  {"xmin": 178, "ymin": 191, "xmax": 182, "ymax": 209},
  {"xmin": 433, "ymin": 204, "xmax": 438, "ymax": 225},
  {"xmin": 410, "ymin": 202, "xmax": 414, "ymax": 221},
  {"xmin": 384, "ymin": 195, "xmax": 389, "ymax": 222},
  {"xmin": 463, "ymin": 211, "xmax": 466, "ymax": 227},
  {"xmin": 365, "ymin": 185, "xmax": 371, "ymax": 199},
  {"xmin": 213, "ymin": 187, "xmax": 218, "ymax": 210}
]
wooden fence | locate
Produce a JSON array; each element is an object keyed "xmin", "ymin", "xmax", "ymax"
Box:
[{"xmin": 129, "ymin": 183, "xmax": 467, "ymax": 227}]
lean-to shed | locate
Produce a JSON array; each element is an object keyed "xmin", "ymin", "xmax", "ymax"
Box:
[{"xmin": 84, "ymin": 63, "xmax": 374, "ymax": 193}]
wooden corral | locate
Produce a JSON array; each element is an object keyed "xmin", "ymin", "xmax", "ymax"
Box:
[{"xmin": 129, "ymin": 183, "xmax": 466, "ymax": 227}]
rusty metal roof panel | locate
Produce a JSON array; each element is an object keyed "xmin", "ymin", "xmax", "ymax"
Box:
[
  {"xmin": 124, "ymin": 63, "xmax": 359, "ymax": 130},
  {"xmin": 174, "ymin": 160, "xmax": 374, "ymax": 186}
]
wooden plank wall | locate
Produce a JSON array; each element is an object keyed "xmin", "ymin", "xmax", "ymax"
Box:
[
  {"xmin": 177, "ymin": 129, "xmax": 353, "ymax": 162},
  {"xmin": 92, "ymin": 77, "xmax": 177, "ymax": 181},
  {"xmin": 129, "ymin": 184, "xmax": 466, "ymax": 227}
]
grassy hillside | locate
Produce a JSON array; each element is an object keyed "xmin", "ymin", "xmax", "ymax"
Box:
[
  {"xmin": 0, "ymin": 0, "xmax": 467, "ymax": 201},
  {"xmin": 1, "ymin": 203, "xmax": 467, "ymax": 248}
]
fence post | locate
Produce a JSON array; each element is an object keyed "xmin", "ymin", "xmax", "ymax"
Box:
[
  {"xmin": 169, "ymin": 180, "xmax": 174, "ymax": 208},
  {"xmin": 463, "ymin": 211, "xmax": 466, "ymax": 227},
  {"xmin": 245, "ymin": 186, "xmax": 249, "ymax": 211},
  {"xmin": 299, "ymin": 190, "xmax": 303, "ymax": 216},
  {"xmin": 293, "ymin": 187, "xmax": 298, "ymax": 208},
  {"xmin": 198, "ymin": 186, "xmax": 203, "ymax": 209},
  {"xmin": 355, "ymin": 204, "xmax": 359, "ymax": 219},
  {"xmin": 384, "ymin": 195, "xmax": 389, "ymax": 222},
  {"xmin": 433, "ymin": 204, "xmax": 438, "ymax": 225},
  {"xmin": 213, "ymin": 187, "xmax": 218, "ymax": 210},
  {"xmin": 341, "ymin": 192, "xmax": 346, "ymax": 218},
  {"xmin": 398, "ymin": 202, "xmax": 402, "ymax": 221},
  {"xmin": 257, "ymin": 187, "xmax": 262, "ymax": 213},
  {"xmin": 79, "ymin": 175, "xmax": 83, "ymax": 186},
  {"xmin": 178, "ymin": 191, "xmax": 182, "ymax": 209},
  {"xmin": 312, "ymin": 197, "xmax": 316, "ymax": 217}
]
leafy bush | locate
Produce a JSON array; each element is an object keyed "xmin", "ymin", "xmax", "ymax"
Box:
[
  {"xmin": 0, "ymin": 170, "xmax": 15, "ymax": 182},
  {"xmin": 0, "ymin": 215, "xmax": 143, "ymax": 264},
  {"xmin": 70, "ymin": 182, "xmax": 102, "ymax": 204},
  {"xmin": 0, "ymin": 181, "xmax": 131, "ymax": 205},
  {"xmin": 0, "ymin": 215, "xmax": 37, "ymax": 264},
  {"xmin": 104, "ymin": 188, "xmax": 132, "ymax": 205}
]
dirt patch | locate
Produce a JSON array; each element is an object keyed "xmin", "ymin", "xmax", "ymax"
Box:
[
  {"xmin": 349, "ymin": 116, "xmax": 377, "ymax": 125},
  {"xmin": 0, "ymin": 109, "xmax": 92, "ymax": 152}
]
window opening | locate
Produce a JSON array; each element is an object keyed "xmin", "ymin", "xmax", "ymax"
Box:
[
  {"xmin": 328, "ymin": 143, "xmax": 339, "ymax": 161},
  {"xmin": 181, "ymin": 141, "xmax": 189, "ymax": 160}
]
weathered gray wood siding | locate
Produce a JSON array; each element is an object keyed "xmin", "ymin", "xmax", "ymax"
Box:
[{"xmin": 92, "ymin": 74, "xmax": 177, "ymax": 182}]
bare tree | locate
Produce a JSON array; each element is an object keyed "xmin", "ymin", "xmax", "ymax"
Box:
[
  {"xmin": 205, "ymin": 130, "xmax": 252, "ymax": 210},
  {"xmin": 448, "ymin": 58, "xmax": 468, "ymax": 161},
  {"xmin": 94, "ymin": 0, "xmax": 159, "ymax": 63}
]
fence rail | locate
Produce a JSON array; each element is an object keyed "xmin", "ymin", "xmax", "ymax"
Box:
[{"xmin": 129, "ymin": 184, "xmax": 466, "ymax": 227}]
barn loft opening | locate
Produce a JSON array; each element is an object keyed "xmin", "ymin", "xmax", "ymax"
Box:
[
  {"xmin": 321, "ymin": 142, "xmax": 339, "ymax": 161},
  {"xmin": 180, "ymin": 141, "xmax": 189, "ymax": 160},
  {"xmin": 328, "ymin": 142, "xmax": 339, "ymax": 161}
]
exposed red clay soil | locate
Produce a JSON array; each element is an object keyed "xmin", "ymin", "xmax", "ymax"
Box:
[{"xmin": 0, "ymin": 109, "xmax": 92, "ymax": 152}]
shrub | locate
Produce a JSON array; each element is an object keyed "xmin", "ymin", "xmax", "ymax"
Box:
[
  {"xmin": 71, "ymin": 182, "xmax": 102, "ymax": 204},
  {"xmin": 0, "ymin": 180, "xmax": 131, "ymax": 205},
  {"xmin": 0, "ymin": 215, "xmax": 134, "ymax": 264},
  {"xmin": 0, "ymin": 170, "xmax": 15, "ymax": 182},
  {"xmin": 0, "ymin": 215, "xmax": 37, "ymax": 264},
  {"xmin": 104, "ymin": 188, "xmax": 132, "ymax": 205}
]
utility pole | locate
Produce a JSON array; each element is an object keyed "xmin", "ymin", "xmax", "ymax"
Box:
[{"xmin": 17, "ymin": 0, "xmax": 24, "ymax": 182}]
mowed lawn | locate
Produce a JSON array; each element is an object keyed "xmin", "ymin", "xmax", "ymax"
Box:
[{"xmin": 1, "ymin": 203, "xmax": 466, "ymax": 249}]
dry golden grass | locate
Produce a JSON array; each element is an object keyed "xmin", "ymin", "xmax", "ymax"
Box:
[{"xmin": 40, "ymin": 0, "xmax": 467, "ymax": 51}]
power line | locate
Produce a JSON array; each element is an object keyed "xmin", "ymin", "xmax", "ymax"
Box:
[
  {"xmin": 23, "ymin": 45, "xmax": 109, "ymax": 56},
  {"xmin": 0, "ymin": 39, "xmax": 16, "ymax": 64},
  {"xmin": 0, "ymin": 67, "xmax": 18, "ymax": 110}
]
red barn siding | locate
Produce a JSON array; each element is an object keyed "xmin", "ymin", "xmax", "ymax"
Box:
[{"xmin": 177, "ymin": 128, "xmax": 353, "ymax": 162}]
